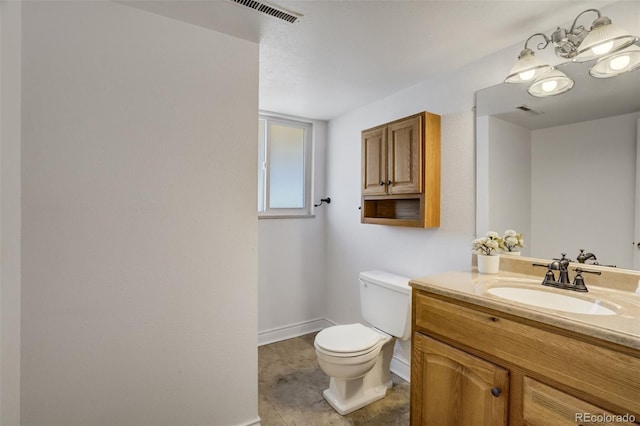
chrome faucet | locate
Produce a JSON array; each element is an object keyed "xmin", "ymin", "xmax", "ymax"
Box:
[{"xmin": 532, "ymin": 253, "xmax": 601, "ymax": 292}]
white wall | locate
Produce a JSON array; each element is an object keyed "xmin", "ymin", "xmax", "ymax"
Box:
[
  {"xmin": 21, "ymin": 2, "xmax": 259, "ymax": 425},
  {"xmin": 258, "ymin": 118, "xmax": 329, "ymax": 343},
  {"xmin": 322, "ymin": 8, "xmax": 553, "ymax": 370},
  {"xmin": 1, "ymin": 1, "xmax": 22, "ymax": 424},
  {"xmin": 324, "ymin": 58, "xmax": 501, "ymax": 368},
  {"xmin": 531, "ymin": 112, "xmax": 639, "ymax": 268}
]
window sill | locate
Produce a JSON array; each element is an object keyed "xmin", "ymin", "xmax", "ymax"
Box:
[{"xmin": 258, "ymin": 213, "xmax": 316, "ymax": 220}]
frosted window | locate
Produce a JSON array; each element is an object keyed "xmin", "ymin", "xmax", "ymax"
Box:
[
  {"xmin": 258, "ymin": 119, "xmax": 266, "ymax": 210},
  {"xmin": 257, "ymin": 115, "xmax": 312, "ymax": 216},
  {"xmin": 268, "ymin": 124, "xmax": 305, "ymax": 208}
]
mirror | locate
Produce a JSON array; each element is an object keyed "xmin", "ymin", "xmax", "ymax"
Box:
[{"xmin": 476, "ymin": 57, "xmax": 640, "ymax": 270}]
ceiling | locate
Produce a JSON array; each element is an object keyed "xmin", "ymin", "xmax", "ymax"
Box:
[{"xmin": 122, "ymin": 0, "xmax": 615, "ymax": 121}]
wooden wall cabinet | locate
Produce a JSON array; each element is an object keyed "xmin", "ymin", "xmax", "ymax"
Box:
[
  {"xmin": 361, "ymin": 112, "xmax": 440, "ymax": 228},
  {"xmin": 411, "ymin": 290, "xmax": 640, "ymax": 425}
]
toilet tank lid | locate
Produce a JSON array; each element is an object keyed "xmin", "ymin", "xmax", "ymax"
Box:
[{"xmin": 359, "ymin": 271, "xmax": 411, "ymax": 295}]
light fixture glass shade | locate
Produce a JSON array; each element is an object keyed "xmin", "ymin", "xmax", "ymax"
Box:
[
  {"xmin": 527, "ymin": 69, "xmax": 574, "ymax": 97},
  {"xmin": 573, "ymin": 17, "xmax": 639, "ymax": 62},
  {"xmin": 590, "ymin": 45, "xmax": 640, "ymax": 78},
  {"xmin": 505, "ymin": 48, "xmax": 553, "ymax": 83}
]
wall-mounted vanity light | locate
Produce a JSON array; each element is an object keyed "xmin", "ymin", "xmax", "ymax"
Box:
[
  {"xmin": 506, "ymin": 9, "xmax": 639, "ymax": 97},
  {"xmin": 527, "ymin": 69, "xmax": 574, "ymax": 97},
  {"xmin": 589, "ymin": 45, "xmax": 640, "ymax": 78}
]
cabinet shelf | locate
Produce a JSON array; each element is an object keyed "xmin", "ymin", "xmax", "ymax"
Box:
[{"xmin": 362, "ymin": 197, "xmax": 422, "ymax": 227}]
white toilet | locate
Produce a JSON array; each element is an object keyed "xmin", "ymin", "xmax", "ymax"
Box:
[{"xmin": 314, "ymin": 270, "xmax": 411, "ymax": 415}]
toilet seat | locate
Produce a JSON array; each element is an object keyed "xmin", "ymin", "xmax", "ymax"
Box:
[{"xmin": 315, "ymin": 323, "xmax": 385, "ymax": 357}]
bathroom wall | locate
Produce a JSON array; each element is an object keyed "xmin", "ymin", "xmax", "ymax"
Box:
[
  {"xmin": 258, "ymin": 118, "xmax": 329, "ymax": 344},
  {"xmin": 325, "ymin": 73, "xmax": 491, "ymax": 371},
  {"xmin": 21, "ymin": 2, "xmax": 259, "ymax": 425},
  {"xmin": 1, "ymin": 1, "xmax": 22, "ymax": 424},
  {"xmin": 531, "ymin": 112, "xmax": 639, "ymax": 268}
]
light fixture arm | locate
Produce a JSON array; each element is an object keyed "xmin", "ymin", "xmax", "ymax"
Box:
[
  {"xmin": 569, "ymin": 9, "xmax": 601, "ymax": 34},
  {"xmin": 524, "ymin": 32, "xmax": 551, "ymax": 51}
]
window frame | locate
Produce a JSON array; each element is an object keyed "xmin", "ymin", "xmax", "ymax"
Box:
[{"xmin": 258, "ymin": 113, "xmax": 314, "ymax": 218}]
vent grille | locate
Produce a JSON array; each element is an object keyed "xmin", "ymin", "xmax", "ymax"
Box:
[
  {"xmin": 516, "ymin": 105, "xmax": 542, "ymax": 115},
  {"xmin": 230, "ymin": 0, "xmax": 301, "ymax": 23}
]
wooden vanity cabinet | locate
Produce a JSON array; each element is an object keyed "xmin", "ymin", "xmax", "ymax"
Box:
[
  {"xmin": 522, "ymin": 377, "xmax": 637, "ymax": 426},
  {"xmin": 361, "ymin": 112, "xmax": 440, "ymax": 228},
  {"xmin": 412, "ymin": 333, "xmax": 509, "ymax": 425},
  {"xmin": 411, "ymin": 289, "xmax": 640, "ymax": 426}
]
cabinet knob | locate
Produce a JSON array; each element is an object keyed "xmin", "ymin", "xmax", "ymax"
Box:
[
  {"xmin": 490, "ymin": 387, "xmax": 502, "ymax": 397},
  {"xmin": 387, "ymin": 180, "xmax": 392, "ymax": 186},
  {"xmin": 379, "ymin": 181, "xmax": 385, "ymax": 186}
]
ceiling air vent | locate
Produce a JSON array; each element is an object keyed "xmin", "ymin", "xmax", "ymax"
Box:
[
  {"xmin": 516, "ymin": 105, "xmax": 543, "ymax": 115},
  {"xmin": 230, "ymin": 0, "xmax": 302, "ymax": 23}
]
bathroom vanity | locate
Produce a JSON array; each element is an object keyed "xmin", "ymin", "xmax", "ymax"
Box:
[{"xmin": 409, "ymin": 257, "xmax": 640, "ymax": 425}]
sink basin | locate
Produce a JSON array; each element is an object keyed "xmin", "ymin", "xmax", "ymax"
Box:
[{"xmin": 487, "ymin": 287, "xmax": 618, "ymax": 316}]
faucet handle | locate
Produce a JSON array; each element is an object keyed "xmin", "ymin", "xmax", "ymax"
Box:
[
  {"xmin": 553, "ymin": 253, "xmax": 569, "ymax": 259},
  {"xmin": 552, "ymin": 253, "xmax": 572, "ymax": 263},
  {"xmin": 532, "ymin": 263, "xmax": 556, "ymax": 286},
  {"xmin": 572, "ymin": 267, "xmax": 602, "ymax": 276},
  {"xmin": 570, "ymin": 267, "xmax": 602, "ymax": 292},
  {"xmin": 577, "ymin": 249, "xmax": 587, "ymax": 263},
  {"xmin": 571, "ymin": 269, "xmax": 588, "ymax": 292}
]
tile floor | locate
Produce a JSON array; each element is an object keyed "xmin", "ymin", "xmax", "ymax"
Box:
[{"xmin": 258, "ymin": 332, "xmax": 410, "ymax": 425}]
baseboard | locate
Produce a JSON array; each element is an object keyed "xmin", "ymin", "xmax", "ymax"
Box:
[
  {"xmin": 258, "ymin": 318, "xmax": 332, "ymax": 346},
  {"xmin": 238, "ymin": 416, "xmax": 261, "ymax": 426},
  {"xmin": 390, "ymin": 355, "xmax": 410, "ymax": 383}
]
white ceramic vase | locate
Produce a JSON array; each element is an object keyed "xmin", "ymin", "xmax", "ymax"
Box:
[
  {"xmin": 504, "ymin": 251, "xmax": 521, "ymax": 256},
  {"xmin": 477, "ymin": 254, "xmax": 500, "ymax": 274}
]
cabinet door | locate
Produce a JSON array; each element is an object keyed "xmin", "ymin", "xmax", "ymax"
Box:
[
  {"xmin": 362, "ymin": 126, "xmax": 387, "ymax": 195},
  {"xmin": 387, "ymin": 115, "xmax": 422, "ymax": 194},
  {"xmin": 411, "ymin": 333, "xmax": 509, "ymax": 426},
  {"xmin": 522, "ymin": 377, "xmax": 637, "ymax": 426}
]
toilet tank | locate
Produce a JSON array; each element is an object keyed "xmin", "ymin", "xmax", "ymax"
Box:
[{"xmin": 359, "ymin": 271, "xmax": 412, "ymax": 340}]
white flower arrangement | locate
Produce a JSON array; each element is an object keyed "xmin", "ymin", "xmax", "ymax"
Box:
[
  {"xmin": 472, "ymin": 231, "xmax": 503, "ymax": 256},
  {"xmin": 502, "ymin": 229, "xmax": 524, "ymax": 252}
]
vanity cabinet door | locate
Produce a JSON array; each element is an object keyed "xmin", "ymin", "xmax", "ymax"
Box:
[
  {"xmin": 522, "ymin": 377, "xmax": 638, "ymax": 426},
  {"xmin": 387, "ymin": 115, "xmax": 422, "ymax": 194},
  {"xmin": 411, "ymin": 332, "xmax": 509, "ymax": 426}
]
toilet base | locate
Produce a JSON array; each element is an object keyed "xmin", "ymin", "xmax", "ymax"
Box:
[
  {"xmin": 319, "ymin": 336, "xmax": 396, "ymax": 415},
  {"xmin": 323, "ymin": 379, "xmax": 392, "ymax": 415}
]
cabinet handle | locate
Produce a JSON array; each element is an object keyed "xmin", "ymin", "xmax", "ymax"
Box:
[
  {"xmin": 387, "ymin": 180, "xmax": 392, "ymax": 185},
  {"xmin": 380, "ymin": 181, "xmax": 385, "ymax": 186},
  {"xmin": 491, "ymin": 387, "xmax": 502, "ymax": 397}
]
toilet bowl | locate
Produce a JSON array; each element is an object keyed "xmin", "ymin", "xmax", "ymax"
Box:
[
  {"xmin": 314, "ymin": 271, "xmax": 412, "ymax": 415},
  {"xmin": 315, "ymin": 324, "xmax": 395, "ymax": 415}
]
